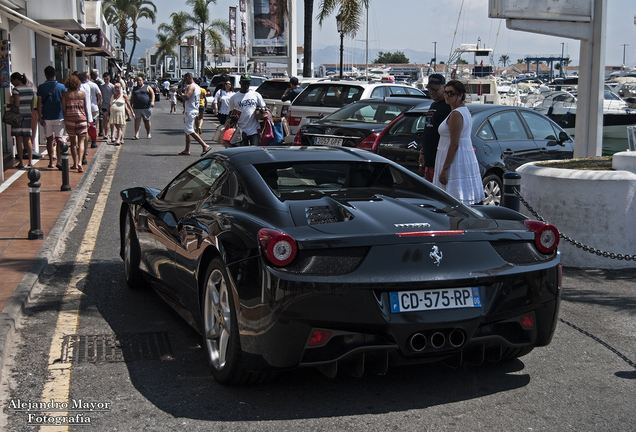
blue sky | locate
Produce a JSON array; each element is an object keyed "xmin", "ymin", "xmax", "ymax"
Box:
[{"xmin": 147, "ymin": 0, "xmax": 636, "ymax": 67}]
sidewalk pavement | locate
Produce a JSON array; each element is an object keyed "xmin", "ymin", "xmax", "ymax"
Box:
[{"xmin": 0, "ymin": 137, "xmax": 108, "ymax": 379}]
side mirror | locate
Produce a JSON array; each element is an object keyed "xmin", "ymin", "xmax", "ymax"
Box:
[
  {"xmin": 120, "ymin": 187, "xmax": 147, "ymax": 205},
  {"xmin": 557, "ymin": 131, "xmax": 570, "ymax": 146}
]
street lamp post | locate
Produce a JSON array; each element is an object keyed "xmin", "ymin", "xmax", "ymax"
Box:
[{"xmin": 336, "ymin": 13, "xmax": 345, "ymax": 79}]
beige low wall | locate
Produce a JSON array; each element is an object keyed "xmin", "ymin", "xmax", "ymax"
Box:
[{"xmin": 516, "ymin": 152, "xmax": 636, "ymax": 269}]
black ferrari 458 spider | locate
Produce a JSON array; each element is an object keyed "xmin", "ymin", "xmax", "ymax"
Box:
[{"xmin": 119, "ymin": 146, "xmax": 561, "ymax": 385}]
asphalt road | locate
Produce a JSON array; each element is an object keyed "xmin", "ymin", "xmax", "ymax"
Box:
[{"xmin": 1, "ymin": 101, "xmax": 635, "ymax": 431}]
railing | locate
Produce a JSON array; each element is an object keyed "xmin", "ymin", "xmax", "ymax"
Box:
[{"xmin": 628, "ymin": 126, "xmax": 636, "ymax": 151}]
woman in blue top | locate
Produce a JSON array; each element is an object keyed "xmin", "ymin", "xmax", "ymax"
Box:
[{"xmin": 8, "ymin": 72, "xmax": 35, "ymax": 168}]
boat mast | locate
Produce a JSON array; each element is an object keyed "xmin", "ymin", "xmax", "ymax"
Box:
[{"xmin": 365, "ymin": 3, "xmax": 369, "ymax": 81}]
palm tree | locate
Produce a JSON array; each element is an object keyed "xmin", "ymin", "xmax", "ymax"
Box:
[
  {"xmin": 155, "ymin": 32, "xmax": 177, "ymax": 73},
  {"xmin": 186, "ymin": 0, "xmax": 218, "ymax": 78},
  {"xmin": 317, "ymin": 0, "xmax": 369, "ymax": 37},
  {"xmin": 158, "ymin": 12, "xmax": 195, "ymax": 75},
  {"xmin": 206, "ymin": 18, "xmax": 229, "ymax": 61},
  {"xmin": 499, "ymin": 54, "xmax": 510, "ymax": 67},
  {"xmin": 103, "ymin": 0, "xmax": 135, "ymax": 61},
  {"xmin": 127, "ymin": 0, "xmax": 157, "ymax": 72},
  {"xmin": 104, "ymin": 0, "xmax": 157, "ymax": 73}
]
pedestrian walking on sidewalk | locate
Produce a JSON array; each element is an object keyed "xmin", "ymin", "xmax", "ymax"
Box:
[
  {"xmin": 37, "ymin": 65, "xmax": 67, "ymax": 169},
  {"xmin": 100, "ymin": 73, "xmax": 115, "ymax": 141},
  {"xmin": 130, "ymin": 76, "xmax": 154, "ymax": 139},
  {"xmin": 62, "ymin": 75, "xmax": 89, "ymax": 173},
  {"xmin": 228, "ymin": 74, "xmax": 266, "ymax": 146},
  {"xmin": 194, "ymin": 78, "xmax": 207, "ymax": 135},
  {"xmin": 212, "ymin": 79, "xmax": 234, "ymax": 125},
  {"xmin": 169, "ymin": 86, "xmax": 177, "ymax": 113},
  {"xmin": 8, "ymin": 72, "xmax": 35, "ymax": 168},
  {"xmin": 109, "ymin": 83, "xmax": 134, "ymax": 146},
  {"xmin": 81, "ymin": 72, "xmax": 101, "ymax": 149},
  {"xmin": 177, "ymin": 73, "xmax": 209, "ymax": 156}
]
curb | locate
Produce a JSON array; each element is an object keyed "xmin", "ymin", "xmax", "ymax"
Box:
[{"xmin": 0, "ymin": 142, "xmax": 109, "ymax": 383}]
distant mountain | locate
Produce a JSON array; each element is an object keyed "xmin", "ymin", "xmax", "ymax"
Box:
[
  {"xmin": 310, "ymin": 46, "xmax": 437, "ymax": 66},
  {"xmin": 130, "ymin": 27, "xmax": 563, "ymax": 71},
  {"xmin": 129, "ymin": 27, "xmax": 159, "ymax": 66}
]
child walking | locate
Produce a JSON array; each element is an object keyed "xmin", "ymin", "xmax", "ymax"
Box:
[{"xmin": 169, "ymin": 86, "xmax": 177, "ymax": 113}]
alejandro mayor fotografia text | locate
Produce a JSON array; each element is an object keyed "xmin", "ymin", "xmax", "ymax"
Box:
[{"xmin": 7, "ymin": 398, "xmax": 112, "ymax": 426}]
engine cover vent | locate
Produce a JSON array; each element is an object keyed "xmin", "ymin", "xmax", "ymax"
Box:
[{"xmin": 306, "ymin": 206, "xmax": 339, "ymax": 225}]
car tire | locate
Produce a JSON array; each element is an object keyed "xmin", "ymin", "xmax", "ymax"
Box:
[
  {"xmin": 202, "ymin": 258, "xmax": 272, "ymax": 385},
  {"xmin": 124, "ymin": 213, "xmax": 145, "ymax": 289},
  {"xmin": 482, "ymin": 174, "xmax": 502, "ymax": 206}
]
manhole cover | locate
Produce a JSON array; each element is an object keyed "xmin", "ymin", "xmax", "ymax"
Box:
[{"xmin": 60, "ymin": 332, "xmax": 174, "ymax": 363}]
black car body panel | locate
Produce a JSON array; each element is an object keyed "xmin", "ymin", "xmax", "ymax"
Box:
[
  {"xmin": 296, "ymin": 97, "xmax": 433, "ymax": 148},
  {"xmin": 377, "ymin": 104, "xmax": 574, "ymax": 205},
  {"xmin": 378, "ymin": 104, "xmax": 573, "ymax": 177},
  {"xmin": 119, "ymin": 146, "xmax": 561, "ymax": 378}
]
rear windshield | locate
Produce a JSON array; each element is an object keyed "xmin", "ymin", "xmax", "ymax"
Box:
[
  {"xmin": 256, "ymin": 81, "xmax": 290, "ymax": 99},
  {"xmin": 255, "ymin": 161, "xmax": 402, "ymax": 191},
  {"xmin": 293, "ymin": 84, "xmax": 363, "ymax": 108},
  {"xmin": 324, "ymin": 102, "xmax": 413, "ymax": 124},
  {"xmin": 252, "ymin": 160, "xmax": 458, "ymax": 205}
]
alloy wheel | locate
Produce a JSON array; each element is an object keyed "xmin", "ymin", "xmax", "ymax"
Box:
[{"xmin": 204, "ymin": 269, "xmax": 232, "ymax": 370}]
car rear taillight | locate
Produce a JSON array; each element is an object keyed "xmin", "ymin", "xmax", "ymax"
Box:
[
  {"xmin": 525, "ymin": 220, "xmax": 559, "ymax": 253},
  {"xmin": 293, "ymin": 129, "xmax": 303, "ymax": 146},
  {"xmin": 356, "ymin": 132, "xmax": 381, "ymax": 151},
  {"xmin": 258, "ymin": 228, "xmax": 297, "ymax": 266},
  {"xmin": 288, "ymin": 116, "xmax": 302, "ymax": 126}
]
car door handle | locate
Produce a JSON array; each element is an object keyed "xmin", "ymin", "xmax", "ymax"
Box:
[
  {"xmin": 503, "ymin": 150, "xmax": 514, "ymax": 155},
  {"xmin": 307, "ymin": 114, "xmax": 323, "ymax": 119}
]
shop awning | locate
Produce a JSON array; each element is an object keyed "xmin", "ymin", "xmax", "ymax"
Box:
[{"xmin": 0, "ymin": 3, "xmax": 84, "ymax": 48}]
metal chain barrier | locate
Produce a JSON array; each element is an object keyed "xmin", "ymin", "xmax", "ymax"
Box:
[{"xmin": 513, "ymin": 187, "xmax": 635, "ymax": 262}]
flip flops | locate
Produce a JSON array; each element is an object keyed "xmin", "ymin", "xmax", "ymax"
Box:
[
  {"xmin": 200, "ymin": 147, "xmax": 211, "ymax": 156},
  {"xmin": 178, "ymin": 151, "xmax": 190, "ymax": 155}
]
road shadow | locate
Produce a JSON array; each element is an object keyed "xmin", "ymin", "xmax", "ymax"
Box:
[{"xmin": 64, "ymin": 259, "xmax": 533, "ymax": 423}]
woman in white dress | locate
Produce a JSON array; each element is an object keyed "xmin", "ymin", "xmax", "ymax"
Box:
[{"xmin": 433, "ymin": 80, "xmax": 483, "ymax": 205}]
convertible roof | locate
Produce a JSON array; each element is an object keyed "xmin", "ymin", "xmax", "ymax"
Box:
[{"xmin": 212, "ymin": 146, "xmax": 391, "ymax": 168}]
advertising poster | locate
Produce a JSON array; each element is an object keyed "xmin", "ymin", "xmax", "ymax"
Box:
[
  {"xmin": 240, "ymin": 0, "xmax": 247, "ymax": 49},
  {"xmin": 251, "ymin": 0, "xmax": 288, "ymax": 58},
  {"xmin": 165, "ymin": 56, "xmax": 176, "ymax": 73},
  {"xmin": 180, "ymin": 45, "xmax": 194, "ymax": 70},
  {"xmin": 0, "ymin": 40, "xmax": 10, "ymax": 88},
  {"xmin": 229, "ymin": 7, "xmax": 237, "ymax": 57}
]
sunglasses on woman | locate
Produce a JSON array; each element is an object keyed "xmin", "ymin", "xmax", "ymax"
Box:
[{"xmin": 444, "ymin": 91, "xmax": 458, "ymax": 96}]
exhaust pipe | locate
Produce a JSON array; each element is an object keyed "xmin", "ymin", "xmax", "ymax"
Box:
[
  {"xmin": 409, "ymin": 333, "xmax": 427, "ymax": 351},
  {"xmin": 449, "ymin": 329, "xmax": 466, "ymax": 347},
  {"xmin": 430, "ymin": 332, "xmax": 446, "ymax": 348}
]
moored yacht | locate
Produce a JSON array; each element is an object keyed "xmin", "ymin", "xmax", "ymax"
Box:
[{"xmin": 531, "ymin": 90, "xmax": 636, "ymax": 139}]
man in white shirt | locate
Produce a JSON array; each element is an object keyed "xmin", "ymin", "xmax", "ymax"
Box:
[
  {"xmin": 79, "ymin": 72, "xmax": 101, "ymax": 164},
  {"xmin": 228, "ymin": 74, "xmax": 266, "ymax": 146},
  {"xmin": 177, "ymin": 73, "xmax": 210, "ymax": 156}
]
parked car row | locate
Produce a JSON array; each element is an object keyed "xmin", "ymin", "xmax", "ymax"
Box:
[
  {"xmin": 291, "ymin": 97, "xmax": 574, "ymax": 205},
  {"xmin": 199, "ymin": 76, "xmax": 574, "ymax": 206}
]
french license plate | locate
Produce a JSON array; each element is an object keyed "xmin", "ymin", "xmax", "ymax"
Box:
[
  {"xmin": 390, "ymin": 288, "xmax": 481, "ymax": 313},
  {"xmin": 315, "ymin": 136, "xmax": 343, "ymax": 146}
]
